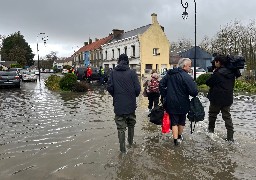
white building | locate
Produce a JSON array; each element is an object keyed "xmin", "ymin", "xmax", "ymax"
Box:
[{"xmin": 101, "ymin": 29, "xmax": 142, "ymax": 72}]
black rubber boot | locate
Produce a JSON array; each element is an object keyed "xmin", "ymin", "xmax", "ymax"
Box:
[
  {"xmin": 208, "ymin": 128, "xmax": 214, "ymax": 133},
  {"xmin": 226, "ymin": 130, "xmax": 234, "ymax": 142},
  {"xmin": 118, "ymin": 131, "xmax": 126, "ymax": 153},
  {"xmin": 128, "ymin": 127, "xmax": 134, "ymax": 146}
]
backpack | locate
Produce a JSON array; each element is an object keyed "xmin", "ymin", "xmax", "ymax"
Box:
[
  {"xmin": 148, "ymin": 78, "xmax": 159, "ymax": 93},
  {"xmin": 187, "ymin": 97, "xmax": 205, "ymax": 134}
]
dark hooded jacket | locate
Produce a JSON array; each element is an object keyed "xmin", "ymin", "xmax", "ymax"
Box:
[
  {"xmin": 107, "ymin": 59, "xmax": 141, "ymax": 115},
  {"xmin": 206, "ymin": 66, "xmax": 235, "ymax": 106},
  {"xmin": 159, "ymin": 67, "xmax": 198, "ymax": 114}
]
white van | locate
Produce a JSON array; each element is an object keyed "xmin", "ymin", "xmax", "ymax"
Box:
[{"xmin": 190, "ymin": 67, "xmax": 206, "ymax": 79}]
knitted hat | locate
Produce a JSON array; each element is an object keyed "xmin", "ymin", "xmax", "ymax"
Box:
[{"xmin": 118, "ymin": 54, "xmax": 129, "ymax": 65}]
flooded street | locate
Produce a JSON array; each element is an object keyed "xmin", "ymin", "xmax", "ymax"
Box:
[{"xmin": 0, "ymin": 74, "xmax": 256, "ymax": 180}]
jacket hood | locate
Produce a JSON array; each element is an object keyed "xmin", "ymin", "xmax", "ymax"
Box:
[
  {"xmin": 114, "ymin": 64, "xmax": 130, "ymax": 71},
  {"xmin": 167, "ymin": 67, "xmax": 184, "ymax": 75},
  {"xmin": 217, "ymin": 67, "xmax": 235, "ymax": 79}
]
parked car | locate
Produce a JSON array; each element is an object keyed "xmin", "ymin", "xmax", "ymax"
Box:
[
  {"xmin": 190, "ymin": 67, "xmax": 206, "ymax": 79},
  {"xmin": 62, "ymin": 69, "xmax": 69, "ymax": 74},
  {"xmin": 75, "ymin": 67, "xmax": 108, "ymax": 82},
  {"xmin": 31, "ymin": 69, "xmax": 39, "ymax": 75},
  {"xmin": 21, "ymin": 71, "xmax": 37, "ymax": 82},
  {"xmin": 0, "ymin": 71, "xmax": 21, "ymax": 88},
  {"xmin": 75, "ymin": 67, "xmax": 87, "ymax": 81},
  {"xmin": 9, "ymin": 68, "xmax": 23, "ymax": 78},
  {"xmin": 90, "ymin": 67, "xmax": 101, "ymax": 81}
]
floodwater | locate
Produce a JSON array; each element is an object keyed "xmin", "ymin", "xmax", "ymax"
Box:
[{"xmin": 0, "ymin": 74, "xmax": 256, "ymax": 180}]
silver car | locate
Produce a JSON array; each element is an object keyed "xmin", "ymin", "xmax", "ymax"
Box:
[{"xmin": 21, "ymin": 71, "xmax": 37, "ymax": 82}]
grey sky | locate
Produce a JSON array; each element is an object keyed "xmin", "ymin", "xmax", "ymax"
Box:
[{"xmin": 0, "ymin": 0, "xmax": 255, "ymax": 58}]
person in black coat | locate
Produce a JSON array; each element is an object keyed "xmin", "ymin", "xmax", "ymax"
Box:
[
  {"xmin": 160, "ymin": 58, "xmax": 198, "ymax": 146},
  {"xmin": 206, "ymin": 55, "xmax": 236, "ymax": 142},
  {"xmin": 107, "ymin": 54, "xmax": 141, "ymax": 153}
]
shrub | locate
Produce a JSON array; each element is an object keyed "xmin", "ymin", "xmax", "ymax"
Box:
[
  {"xmin": 196, "ymin": 73, "xmax": 211, "ymax": 86},
  {"xmin": 59, "ymin": 73, "xmax": 77, "ymax": 91},
  {"xmin": 72, "ymin": 81, "xmax": 89, "ymax": 92},
  {"xmin": 45, "ymin": 75, "xmax": 61, "ymax": 91},
  {"xmin": 10, "ymin": 64, "xmax": 22, "ymax": 68},
  {"xmin": 198, "ymin": 84, "xmax": 209, "ymax": 92},
  {"xmin": 234, "ymin": 79, "xmax": 256, "ymax": 93}
]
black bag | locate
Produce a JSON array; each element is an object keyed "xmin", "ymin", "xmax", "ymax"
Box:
[
  {"xmin": 187, "ymin": 97, "xmax": 205, "ymax": 133},
  {"xmin": 143, "ymin": 87, "xmax": 148, "ymax": 97},
  {"xmin": 149, "ymin": 105, "xmax": 164, "ymax": 125}
]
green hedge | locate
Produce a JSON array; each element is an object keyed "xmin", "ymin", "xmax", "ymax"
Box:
[
  {"xmin": 195, "ymin": 73, "xmax": 256, "ymax": 93},
  {"xmin": 234, "ymin": 80, "xmax": 256, "ymax": 93},
  {"xmin": 45, "ymin": 74, "xmax": 89, "ymax": 92},
  {"xmin": 196, "ymin": 73, "xmax": 211, "ymax": 85},
  {"xmin": 59, "ymin": 73, "xmax": 77, "ymax": 91},
  {"xmin": 44, "ymin": 75, "xmax": 61, "ymax": 91}
]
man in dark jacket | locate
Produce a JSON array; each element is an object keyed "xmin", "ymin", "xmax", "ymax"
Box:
[
  {"xmin": 206, "ymin": 55, "xmax": 236, "ymax": 142},
  {"xmin": 107, "ymin": 54, "xmax": 141, "ymax": 153},
  {"xmin": 160, "ymin": 58, "xmax": 198, "ymax": 146}
]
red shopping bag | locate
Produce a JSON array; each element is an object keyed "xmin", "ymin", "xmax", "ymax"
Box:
[{"xmin": 162, "ymin": 111, "xmax": 170, "ymax": 133}]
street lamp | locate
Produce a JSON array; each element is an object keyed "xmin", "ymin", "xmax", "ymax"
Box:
[
  {"xmin": 37, "ymin": 33, "xmax": 48, "ymax": 81},
  {"xmin": 181, "ymin": 0, "xmax": 197, "ymax": 80}
]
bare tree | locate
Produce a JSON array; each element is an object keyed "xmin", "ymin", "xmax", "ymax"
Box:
[{"xmin": 199, "ymin": 20, "xmax": 256, "ymax": 70}]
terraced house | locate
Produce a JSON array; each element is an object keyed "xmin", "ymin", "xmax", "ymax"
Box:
[
  {"xmin": 73, "ymin": 35, "xmax": 113, "ymax": 68},
  {"xmin": 101, "ymin": 13, "xmax": 170, "ymax": 76}
]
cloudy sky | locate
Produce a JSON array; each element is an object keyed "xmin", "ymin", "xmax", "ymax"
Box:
[{"xmin": 0, "ymin": 0, "xmax": 255, "ymax": 58}]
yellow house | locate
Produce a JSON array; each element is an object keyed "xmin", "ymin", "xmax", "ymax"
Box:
[
  {"xmin": 101, "ymin": 13, "xmax": 170, "ymax": 77},
  {"xmin": 139, "ymin": 13, "xmax": 170, "ymax": 76}
]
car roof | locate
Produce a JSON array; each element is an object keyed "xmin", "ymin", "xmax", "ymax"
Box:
[{"xmin": 0, "ymin": 71, "xmax": 18, "ymax": 75}]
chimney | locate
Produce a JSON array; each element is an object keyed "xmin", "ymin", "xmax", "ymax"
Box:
[
  {"xmin": 112, "ymin": 29, "xmax": 124, "ymax": 38},
  {"xmin": 89, "ymin": 38, "xmax": 92, "ymax": 44},
  {"xmin": 84, "ymin": 42, "xmax": 88, "ymax": 46},
  {"xmin": 151, "ymin": 13, "xmax": 157, "ymax": 24},
  {"xmin": 95, "ymin": 38, "xmax": 99, "ymax": 41},
  {"xmin": 161, "ymin": 26, "xmax": 164, "ymax": 32}
]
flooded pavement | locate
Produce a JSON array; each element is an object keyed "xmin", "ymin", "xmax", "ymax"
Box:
[{"xmin": 0, "ymin": 74, "xmax": 256, "ymax": 180}]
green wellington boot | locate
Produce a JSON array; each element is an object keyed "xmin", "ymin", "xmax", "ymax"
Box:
[
  {"xmin": 118, "ymin": 131, "xmax": 126, "ymax": 153},
  {"xmin": 128, "ymin": 127, "xmax": 134, "ymax": 146}
]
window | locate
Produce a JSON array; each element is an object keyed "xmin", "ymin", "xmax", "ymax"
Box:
[
  {"xmin": 112, "ymin": 49, "xmax": 114, "ymax": 58},
  {"xmin": 100, "ymin": 52, "xmax": 103, "ymax": 60},
  {"xmin": 118, "ymin": 48, "xmax": 120, "ymax": 56},
  {"xmin": 104, "ymin": 64, "xmax": 109, "ymax": 69},
  {"xmin": 105, "ymin": 51, "xmax": 107, "ymax": 60},
  {"xmin": 131, "ymin": 45, "xmax": 135, "ymax": 57},
  {"xmin": 153, "ymin": 48, "xmax": 160, "ymax": 56},
  {"xmin": 124, "ymin": 46, "xmax": 127, "ymax": 55}
]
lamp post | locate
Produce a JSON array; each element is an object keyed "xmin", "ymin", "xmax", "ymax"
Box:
[
  {"xmin": 37, "ymin": 33, "xmax": 48, "ymax": 81},
  {"xmin": 181, "ymin": 0, "xmax": 197, "ymax": 80}
]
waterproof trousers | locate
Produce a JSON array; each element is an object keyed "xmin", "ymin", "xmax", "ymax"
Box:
[
  {"xmin": 115, "ymin": 113, "xmax": 136, "ymax": 153},
  {"xmin": 148, "ymin": 92, "xmax": 160, "ymax": 110},
  {"xmin": 208, "ymin": 102, "xmax": 234, "ymax": 140}
]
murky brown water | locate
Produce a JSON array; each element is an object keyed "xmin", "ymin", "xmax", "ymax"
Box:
[{"xmin": 0, "ymin": 74, "xmax": 256, "ymax": 180}]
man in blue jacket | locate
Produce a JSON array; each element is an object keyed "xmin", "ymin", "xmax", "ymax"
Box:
[
  {"xmin": 107, "ymin": 54, "xmax": 141, "ymax": 153},
  {"xmin": 160, "ymin": 58, "xmax": 198, "ymax": 146}
]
